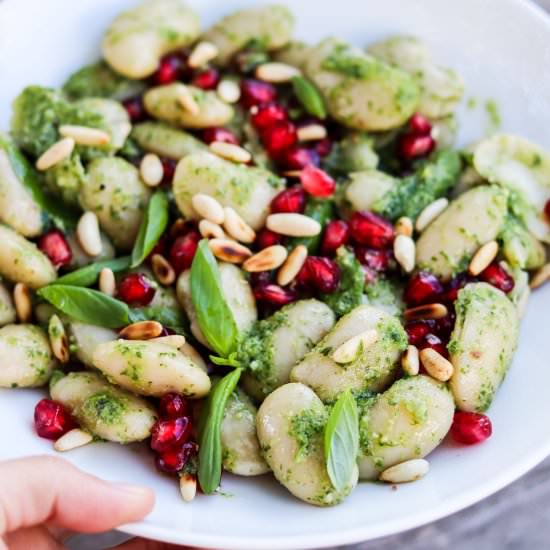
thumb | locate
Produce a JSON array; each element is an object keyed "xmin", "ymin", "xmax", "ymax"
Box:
[{"xmin": 0, "ymin": 456, "xmax": 154, "ymax": 535}]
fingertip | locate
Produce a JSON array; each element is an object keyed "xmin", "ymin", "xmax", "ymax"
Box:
[{"xmin": 107, "ymin": 483, "xmax": 156, "ymax": 518}]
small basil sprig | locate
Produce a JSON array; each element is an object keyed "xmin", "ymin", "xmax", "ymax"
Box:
[
  {"xmin": 53, "ymin": 256, "xmax": 131, "ymax": 287},
  {"xmin": 131, "ymin": 191, "xmax": 169, "ymax": 267},
  {"xmin": 291, "ymin": 76, "xmax": 327, "ymax": 119},
  {"xmin": 324, "ymin": 390, "xmax": 359, "ymax": 492},
  {"xmin": 198, "ymin": 368, "xmax": 242, "ymax": 494},
  {"xmin": 190, "ymin": 239, "xmax": 239, "ymax": 357}
]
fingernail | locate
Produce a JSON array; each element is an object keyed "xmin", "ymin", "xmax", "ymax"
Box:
[{"xmin": 111, "ymin": 483, "xmax": 152, "ymax": 497}]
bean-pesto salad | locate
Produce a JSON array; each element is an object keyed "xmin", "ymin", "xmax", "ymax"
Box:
[{"xmin": 1, "ymin": 0, "xmax": 550, "ymax": 507}]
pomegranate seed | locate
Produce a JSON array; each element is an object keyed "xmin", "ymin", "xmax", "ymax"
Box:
[
  {"xmin": 251, "ymin": 102, "xmax": 288, "ymax": 130},
  {"xmin": 321, "ymin": 220, "xmax": 350, "ymax": 255},
  {"xmin": 255, "ymin": 228, "xmax": 283, "ymax": 250},
  {"xmin": 117, "ymin": 273, "xmax": 156, "ymax": 306},
  {"xmin": 279, "ymin": 146, "xmax": 320, "ymax": 170},
  {"xmin": 420, "ymin": 333, "xmax": 449, "ymax": 358},
  {"xmin": 451, "ymin": 412, "xmax": 492, "ymax": 445},
  {"xmin": 254, "ymin": 284, "xmax": 297, "ymax": 306},
  {"xmin": 478, "ymin": 262, "xmax": 515, "ymax": 294},
  {"xmin": 159, "ymin": 393, "xmax": 190, "ymax": 419},
  {"xmin": 405, "ymin": 320, "xmax": 436, "ymax": 346},
  {"xmin": 191, "ymin": 67, "xmax": 220, "ymax": 90},
  {"xmin": 403, "ymin": 271, "xmax": 444, "ymax": 306},
  {"xmin": 544, "ymin": 198, "xmax": 550, "ymax": 220},
  {"xmin": 261, "ymin": 121, "xmax": 297, "ymax": 156},
  {"xmin": 153, "ymin": 53, "xmax": 185, "ymax": 85},
  {"xmin": 169, "ymin": 230, "xmax": 201, "ymax": 274},
  {"xmin": 362, "ymin": 266, "xmax": 378, "ymax": 285},
  {"xmin": 34, "ymin": 399, "xmax": 75, "ymax": 440},
  {"xmin": 122, "ymin": 96, "xmax": 146, "ymax": 123},
  {"xmin": 37, "ymin": 229, "xmax": 72, "ymax": 268},
  {"xmin": 250, "ymin": 270, "xmax": 273, "ymax": 288},
  {"xmin": 201, "ymin": 127, "xmax": 239, "ymax": 146},
  {"xmin": 150, "ymin": 417, "xmax": 191, "ymax": 453},
  {"xmin": 442, "ymin": 273, "xmax": 474, "ymax": 303},
  {"xmin": 355, "ymin": 247, "xmax": 392, "ymax": 272},
  {"xmin": 409, "ymin": 113, "xmax": 432, "ymax": 136},
  {"xmin": 397, "ymin": 133, "xmax": 435, "ymax": 162},
  {"xmin": 300, "ymin": 166, "xmax": 336, "ymax": 198},
  {"xmin": 301, "ymin": 257, "xmax": 340, "ymax": 294},
  {"xmin": 314, "ymin": 137, "xmax": 333, "ymax": 157},
  {"xmin": 270, "ymin": 186, "xmax": 306, "ymax": 214},
  {"xmin": 240, "ymin": 79, "xmax": 277, "ymax": 108},
  {"xmin": 155, "ymin": 441, "xmax": 198, "ymax": 474},
  {"xmin": 349, "ymin": 211, "xmax": 394, "ymax": 249},
  {"xmin": 161, "ymin": 157, "xmax": 177, "ymax": 184}
]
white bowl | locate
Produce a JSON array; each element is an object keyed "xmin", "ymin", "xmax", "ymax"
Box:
[{"xmin": 1, "ymin": 0, "xmax": 550, "ymax": 548}]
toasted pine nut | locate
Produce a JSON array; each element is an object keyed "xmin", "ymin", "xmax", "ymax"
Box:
[
  {"xmin": 217, "ymin": 79, "xmax": 241, "ymax": 103},
  {"xmin": 468, "ymin": 240, "xmax": 498, "ymax": 276},
  {"xmin": 395, "ymin": 216, "xmax": 413, "ymax": 237},
  {"xmin": 179, "ymin": 474, "xmax": 197, "ymax": 502},
  {"xmin": 282, "ymin": 170, "xmax": 302, "ymax": 178},
  {"xmin": 140, "ymin": 153, "xmax": 164, "ymax": 187},
  {"xmin": 177, "ymin": 85, "xmax": 200, "ymax": 115},
  {"xmin": 209, "ymin": 141, "xmax": 251, "ymax": 164},
  {"xmin": 332, "ymin": 329, "xmax": 378, "ymax": 364},
  {"xmin": 188, "ymin": 41, "xmax": 219, "ymax": 68},
  {"xmin": 419, "ymin": 348, "xmax": 454, "ymax": 382},
  {"xmin": 297, "ymin": 124, "xmax": 327, "ymax": 142},
  {"xmin": 149, "ymin": 334, "xmax": 186, "ymax": 348},
  {"xmin": 77, "ymin": 211, "xmax": 103, "ymax": 257},
  {"xmin": 530, "ymin": 262, "xmax": 550, "ymax": 289},
  {"xmin": 48, "ymin": 314, "xmax": 70, "ymax": 363},
  {"xmin": 208, "ymin": 238, "xmax": 252, "ymax": 264},
  {"xmin": 99, "ymin": 268, "xmax": 116, "ymax": 296},
  {"xmin": 402, "ymin": 345, "xmax": 420, "ymax": 376},
  {"xmin": 119, "ymin": 320, "xmax": 163, "ymax": 340},
  {"xmin": 13, "ymin": 282, "xmax": 32, "ymax": 323},
  {"xmin": 59, "ymin": 125, "xmax": 111, "ymax": 146},
  {"xmin": 277, "ymin": 245, "xmax": 308, "ymax": 286},
  {"xmin": 223, "ymin": 207, "xmax": 256, "ymax": 243},
  {"xmin": 243, "ymin": 245, "xmax": 288, "ymax": 272},
  {"xmin": 404, "ymin": 303, "xmax": 448, "ymax": 321},
  {"xmin": 199, "ymin": 219, "xmax": 226, "ymax": 239},
  {"xmin": 266, "ymin": 213, "xmax": 321, "ymax": 237},
  {"xmin": 35, "ymin": 137, "xmax": 75, "ymax": 171},
  {"xmin": 54, "ymin": 428, "xmax": 93, "ymax": 452},
  {"xmin": 415, "ymin": 198, "xmax": 449, "ymax": 232},
  {"xmin": 393, "ymin": 234, "xmax": 416, "ymax": 273},
  {"xmin": 192, "ymin": 193, "xmax": 225, "ymax": 225},
  {"xmin": 255, "ymin": 62, "xmax": 301, "ymax": 83},
  {"xmin": 379, "ymin": 459, "xmax": 429, "ymax": 484},
  {"xmin": 151, "ymin": 254, "xmax": 176, "ymax": 286}
]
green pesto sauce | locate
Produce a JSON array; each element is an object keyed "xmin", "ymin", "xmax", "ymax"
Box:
[
  {"xmin": 83, "ymin": 391, "xmax": 126, "ymax": 425},
  {"xmin": 484, "ymin": 99, "xmax": 502, "ymax": 133},
  {"xmin": 288, "ymin": 408, "xmax": 326, "ymax": 463},
  {"xmin": 364, "ymin": 278, "xmax": 403, "ymax": 315},
  {"xmin": 322, "ymin": 44, "xmax": 383, "ymax": 80}
]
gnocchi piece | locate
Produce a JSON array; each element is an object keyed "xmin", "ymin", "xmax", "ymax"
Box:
[
  {"xmin": 257, "ymin": 383, "xmax": 357, "ymax": 506},
  {"xmin": 416, "ymin": 186, "xmax": 508, "ymax": 280},
  {"xmin": 80, "ymin": 157, "xmax": 151, "ymax": 251},
  {"xmin": 92, "ymin": 339, "xmax": 211, "ymax": 398},
  {"xmin": 221, "ymin": 387, "xmax": 269, "ymax": 476},
  {"xmin": 0, "ymin": 281, "xmax": 16, "ymax": 326},
  {"xmin": 102, "ymin": 0, "xmax": 200, "ymax": 79},
  {"xmin": 0, "ymin": 225, "xmax": 56, "ymax": 289},
  {"xmin": 363, "ymin": 278, "xmax": 404, "ymax": 317},
  {"xmin": 66, "ymin": 231, "xmax": 115, "ymax": 270},
  {"xmin": 304, "ymin": 38, "xmax": 419, "ymax": 131},
  {"xmin": 272, "ymin": 41, "xmax": 312, "ymax": 71},
  {"xmin": 50, "ymin": 371, "xmax": 156, "ymax": 443},
  {"xmin": 202, "ymin": 5, "xmax": 295, "ymax": 65},
  {"xmin": 324, "ymin": 133, "xmax": 379, "ymax": 176},
  {"xmin": 500, "ymin": 216, "xmax": 546, "ymax": 270},
  {"xmin": 44, "ymin": 155, "xmax": 86, "ymax": 207},
  {"xmin": 358, "ymin": 375, "xmax": 454, "ymax": 479},
  {"xmin": 0, "ymin": 324, "xmax": 56, "ymax": 388},
  {"xmin": 343, "ymin": 170, "xmax": 397, "ymax": 214},
  {"xmin": 290, "ymin": 305, "xmax": 407, "ymax": 402},
  {"xmin": 69, "ymin": 321, "xmax": 118, "ymax": 367},
  {"xmin": 449, "ymin": 282, "xmax": 519, "ymax": 412},
  {"xmin": 173, "ymin": 152, "xmax": 284, "ymax": 230},
  {"xmin": 239, "ymin": 299, "xmax": 335, "ymax": 400}
]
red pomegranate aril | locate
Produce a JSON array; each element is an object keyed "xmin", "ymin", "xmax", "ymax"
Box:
[
  {"xmin": 240, "ymin": 79, "xmax": 277, "ymax": 108},
  {"xmin": 409, "ymin": 113, "xmax": 432, "ymax": 136},
  {"xmin": 159, "ymin": 393, "xmax": 191, "ymax": 419},
  {"xmin": 300, "ymin": 166, "xmax": 336, "ymax": 198},
  {"xmin": 403, "ymin": 271, "xmax": 444, "ymax": 306},
  {"xmin": 478, "ymin": 262, "xmax": 515, "ymax": 294},
  {"xmin": 301, "ymin": 257, "xmax": 341, "ymax": 294},
  {"xmin": 122, "ymin": 96, "xmax": 146, "ymax": 123},
  {"xmin": 155, "ymin": 441, "xmax": 198, "ymax": 474},
  {"xmin": 161, "ymin": 157, "xmax": 177, "ymax": 184},
  {"xmin": 451, "ymin": 412, "xmax": 493, "ymax": 445},
  {"xmin": 34, "ymin": 399, "xmax": 75, "ymax": 440},
  {"xmin": 117, "ymin": 273, "xmax": 156, "ymax": 306},
  {"xmin": 405, "ymin": 320, "xmax": 436, "ymax": 346},
  {"xmin": 442, "ymin": 273, "xmax": 473, "ymax": 303},
  {"xmin": 251, "ymin": 102, "xmax": 288, "ymax": 130},
  {"xmin": 420, "ymin": 333, "xmax": 449, "ymax": 358},
  {"xmin": 250, "ymin": 270, "xmax": 274, "ymax": 288},
  {"xmin": 314, "ymin": 137, "xmax": 333, "ymax": 157},
  {"xmin": 254, "ymin": 284, "xmax": 297, "ymax": 306},
  {"xmin": 321, "ymin": 220, "xmax": 350, "ymax": 255},
  {"xmin": 398, "ymin": 133, "xmax": 435, "ymax": 162},
  {"xmin": 355, "ymin": 247, "xmax": 392, "ymax": 272},
  {"xmin": 37, "ymin": 229, "xmax": 72, "ymax": 269},
  {"xmin": 261, "ymin": 121, "xmax": 297, "ymax": 156},
  {"xmin": 153, "ymin": 53, "xmax": 185, "ymax": 85},
  {"xmin": 201, "ymin": 127, "xmax": 240, "ymax": 146},
  {"xmin": 169, "ymin": 230, "xmax": 201, "ymax": 274},
  {"xmin": 280, "ymin": 146, "xmax": 320, "ymax": 170},
  {"xmin": 255, "ymin": 228, "xmax": 283, "ymax": 250},
  {"xmin": 191, "ymin": 67, "xmax": 220, "ymax": 90},
  {"xmin": 544, "ymin": 198, "xmax": 550, "ymax": 221},
  {"xmin": 436, "ymin": 313, "xmax": 456, "ymax": 340},
  {"xmin": 270, "ymin": 186, "xmax": 306, "ymax": 214},
  {"xmin": 349, "ymin": 211, "xmax": 395, "ymax": 249},
  {"xmin": 150, "ymin": 417, "xmax": 191, "ymax": 453}
]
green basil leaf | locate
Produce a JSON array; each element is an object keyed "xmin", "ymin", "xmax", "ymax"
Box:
[
  {"xmin": 38, "ymin": 285, "xmax": 130, "ymax": 328},
  {"xmin": 209, "ymin": 353, "xmax": 241, "ymax": 368},
  {"xmin": 190, "ymin": 239, "xmax": 239, "ymax": 357},
  {"xmin": 324, "ymin": 389, "xmax": 359, "ymax": 492},
  {"xmin": 198, "ymin": 368, "xmax": 242, "ymax": 494},
  {"xmin": 53, "ymin": 256, "xmax": 131, "ymax": 287},
  {"xmin": 291, "ymin": 76, "xmax": 327, "ymax": 119},
  {"xmin": 129, "ymin": 305, "xmax": 188, "ymax": 334},
  {"xmin": 131, "ymin": 191, "xmax": 169, "ymax": 267}
]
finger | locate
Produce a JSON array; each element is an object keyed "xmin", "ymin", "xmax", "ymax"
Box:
[
  {"xmin": 3, "ymin": 526, "xmax": 64, "ymax": 550},
  {"xmin": 112, "ymin": 537, "xmax": 187, "ymax": 550},
  {"xmin": 0, "ymin": 456, "xmax": 154, "ymax": 535}
]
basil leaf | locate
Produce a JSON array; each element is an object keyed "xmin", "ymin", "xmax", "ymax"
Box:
[
  {"xmin": 324, "ymin": 389, "xmax": 359, "ymax": 492},
  {"xmin": 190, "ymin": 239, "xmax": 239, "ymax": 357},
  {"xmin": 53, "ymin": 256, "xmax": 131, "ymax": 287},
  {"xmin": 198, "ymin": 368, "xmax": 242, "ymax": 494},
  {"xmin": 38, "ymin": 285, "xmax": 130, "ymax": 328},
  {"xmin": 129, "ymin": 305, "xmax": 188, "ymax": 334},
  {"xmin": 209, "ymin": 353, "xmax": 241, "ymax": 368},
  {"xmin": 291, "ymin": 76, "xmax": 327, "ymax": 119},
  {"xmin": 131, "ymin": 191, "xmax": 169, "ymax": 267}
]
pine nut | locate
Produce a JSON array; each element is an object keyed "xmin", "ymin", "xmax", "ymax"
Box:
[
  {"xmin": 243, "ymin": 245, "xmax": 288, "ymax": 272},
  {"xmin": 217, "ymin": 79, "xmax": 241, "ymax": 104},
  {"xmin": 395, "ymin": 216, "xmax": 413, "ymax": 237},
  {"xmin": 177, "ymin": 85, "xmax": 200, "ymax": 115},
  {"xmin": 208, "ymin": 238, "xmax": 252, "ymax": 264},
  {"xmin": 282, "ymin": 170, "xmax": 302, "ymax": 178},
  {"xmin": 404, "ymin": 303, "xmax": 448, "ymax": 321},
  {"xmin": 297, "ymin": 124, "xmax": 327, "ymax": 142},
  {"xmin": 77, "ymin": 211, "xmax": 103, "ymax": 257},
  {"xmin": 468, "ymin": 240, "xmax": 498, "ymax": 276},
  {"xmin": 379, "ymin": 459, "xmax": 429, "ymax": 484},
  {"xmin": 149, "ymin": 334, "xmax": 186, "ymax": 348},
  {"xmin": 119, "ymin": 320, "xmax": 163, "ymax": 340},
  {"xmin": 209, "ymin": 141, "xmax": 251, "ymax": 164},
  {"xmin": 35, "ymin": 137, "xmax": 75, "ymax": 171},
  {"xmin": 188, "ymin": 41, "xmax": 219, "ymax": 68},
  {"xmin": 223, "ymin": 207, "xmax": 256, "ymax": 243},
  {"xmin": 266, "ymin": 213, "xmax": 321, "ymax": 237},
  {"xmin": 419, "ymin": 348, "xmax": 454, "ymax": 382},
  {"xmin": 13, "ymin": 282, "xmax": 32, "ymax": 323},
  {"xmin": 402, "ymin": 345, "xmax": 420, "ymax": 376},
  {"xmin": 59, "ymin": 125, "xmax": 111, "ymax": 146},
  {"xmin": 199, "ymin": 219, "xmax": 226, "ymax": 239},
  {"xmin": 332, "ymin": 329, "xmax": 378, "ymax": 364},
  {"xmin": 140, "ymin": 153, "xmax": 164, "ymax": 187},
  {"xmin": 277, "ymin": 244, "xmax": 308, "ymax": 286},
  {"xmin": 48, "ymin": 314, "xmax": 70, "ymax": 363},
  {"xmin": 54, "ymin": 428, "xmax": 93, "ymax": 452},
  {"xmin": 99, "ymin": 268, "xmax": 116, "ymax": 296},
  {"xmin": 151, "ymin": 254, "xmax": 176, "ymax": 286},
  {"xmin": 192, "ymin": 193, "xmax": 225, "ymax": 225},
  {"xmin": 393, "ymin": 234, "xmax": 416, "ymax": 273},
  {"xmin": 179, "ymin": 474, "xmax": 197, "ymax": 502},
  {"xmin": 415, "ymin": 198, "xmax": 449, "ymax": 232},
  {"xmin": 530, "ymin": 262, "xmax": 550, "ymax": 289},
  {"xmin": 255, "ymin": 62, "xmax": 301, "ymax": 83}
]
